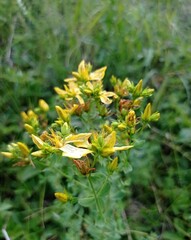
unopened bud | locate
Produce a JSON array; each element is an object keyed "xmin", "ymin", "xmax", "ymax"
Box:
[
  {"xmin": 54, "ymin": 192, "xmax": 69, "ymax": 203},
  {"xmin": 118, "ymin": 123, "xmax": 127, "ymax": 131},
  {"xmin": 24, "ymin": 124, "xmax": 35, "ymax": 134},
  {"xmin": 142, "ymin": 103, "xmax": 151, "ymax": 121},
  {"xmin": 134, "ymin": 79, "xmax": 142, "ymax": 97},
  {"xmin": 17, "ymin": 142, "xmax": 30, "ymax": 156},
  {"xmin": 31, "ymin": 150, "xmax": 44, "ymax": 157},
  {"xmin": 1, "ymin": 152, "xmax": 14, "ymax": 158},
  {"xmin": 108, "ymin": 157, "xmax": 118, "ymax": 172},
  {"xmin": 39, "ymin": 99, "xmax": 49, "ymax": 112}
]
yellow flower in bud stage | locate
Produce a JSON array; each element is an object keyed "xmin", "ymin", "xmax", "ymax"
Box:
[
  {"xmin": 24, "ymin": 124, "xmax": 35, "ymax": 134},
  {"xmin": 39, "ymin": 99, "xmax": 49, "ymax": 112},
  {"xmin": 133, "ymin": 79, "xmax": 143, "ymax": 97},
  {"xmin": 71, "ymin": 60, "xmax": 107, "ymax": 82},
  {"xmin": 108, "ymin": 157, "xmax": 118, "ymax": 172},
  {"xmin": 1, "ymin": 152, "xmax": 14, "ymax": 158},
  {"xmin": 21, "ymin": 110, "xmax": 39, "ymax": 132},
  {"xmin": 17, "ymin": 142, "xmax": 30, "ymax": 157},
  {"xmin": 133, "ymin": 98, "xmax": 143, "ymax": 108},
  {"xmin": 31, "ymin": 150, "xmax": 44, "ymax": 157},
  {"xmin": 54, "ymin": 192, "xmax": 69, "ymax": 203},
  {"xmin": 20, "ymin": 111, "xmax": 28, "ymax": 122},
  {"xmin": 117, "ymin": 123, "xmax": 127, "ymax": 131},
  {"xmin": 32, "ymin": 135, "xmax": 45, "ymax": 149},
  {"xmin": 54, "ymin": 81, "xmax": 84, "ymax": 105},
  {"xmin": 1, "ymin": 142, "xmax": 32, "ymax": 166},
  {"xmin": 141, "ymin": 103, "xmax": 160, "ymax": 122},
  {"xmin": 55, "ymin": 104, "xmax": 78, "ymax": 122},
  {"xmin": 55, "ymin": 106, "xmax": 70, "ymax": 122}
]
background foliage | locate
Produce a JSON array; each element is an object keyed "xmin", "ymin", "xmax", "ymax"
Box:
[{"xmin": 0, "ymin": 0, "xmax": 191, "ymax": 239}]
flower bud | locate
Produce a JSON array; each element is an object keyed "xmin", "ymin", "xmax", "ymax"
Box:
[
  {"xmin": 24, "ymin": 124, "xmax": 35, "ymax": 134},
  {"xmin": 39, "ymin": 99, "xmax": 49, "ymax": 112},
  {"xmin": 1, "ymin": 152, "xmax": 14, "ymax": 158},
  {"xmin": 55, "ymin": 106, "xmax": 70, "ymax": 122},
  {"xmin": 133, "ymin": 79, "xmax": 142, "ymax": 97},
  {"xmin": 17, "ymin": 142, "xmax": 30, "ymax": 157},
  {"xmin": 141, "ymin": 103, "xmax": 151, "ymax": 121},
  {"xmin": 31, "ymin": 135, "xmax": 44, "ymax": 149},
  {"xmin": 118, "ymin": 123, "xmax": 127, "ymax": 131},
  {"xmin": 108, "ymin": 157, "xmax": 118, "ymax": 172},
  {"xmin": 54, "ymin": 192, "xmax": 69, "ymax": 203},
  {"xmin": 31, "ymin": 150, "xmax": 44, "ymax": 157}
]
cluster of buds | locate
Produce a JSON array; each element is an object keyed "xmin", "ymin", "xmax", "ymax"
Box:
[
  {"xmin": 1, "ymin": 142, "xmax": 32, "ymax": 166},
  {"xmin": 1, "ymin": 60, "xmax": 160, "ymax": 203},
  {"xmin": 21, "ymin": 99, "xmax": 49, "ymax": 134}
]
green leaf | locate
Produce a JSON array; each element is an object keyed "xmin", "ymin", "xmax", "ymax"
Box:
[
  {"xmin": 98, "ymin": 182, "xmax": 110, "ymax": 197},
  {"xmin": 78, "ymin": 196, "xmax": 95, "ymax": 207}
]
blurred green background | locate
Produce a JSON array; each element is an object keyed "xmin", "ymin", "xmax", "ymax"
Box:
[{"xmin": 0, "ymin": 0, "xmax": 191, "ymax": 239}]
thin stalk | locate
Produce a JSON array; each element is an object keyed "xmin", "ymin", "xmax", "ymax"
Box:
[{"xmin": 87, "ymin": 175, "xmax": 104, "ymax": 219}]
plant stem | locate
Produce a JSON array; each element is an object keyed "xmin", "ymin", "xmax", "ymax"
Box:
[{"xmin": 87, "ymin": 175, "xmax": 104, "ymax": 219}]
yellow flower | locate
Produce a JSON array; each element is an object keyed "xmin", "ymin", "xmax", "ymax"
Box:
[
  {"xmin": 83, "ymin": 81, "xmax": 117, "ymax": 104},
  {"xmin": 99, "ymin": 90, "xmax": 117, "ymax": 105},
  {"xmin": 54, "ymin": 81, "xmax": 84, "ymax": 104},
  {"xmin": 91, "ymin": 131, "xmax": 133, "ymax": 157},
  {"xmin": 71, "ymin": 60, "xmax": 107, "ymax": 82},
  {"xmin": 60, "ymin": 144, "xmax": 92, "ymax": 158},
  {"xmin": 31, "ymin": 131, "xmax": 93, "ymax": 159}
]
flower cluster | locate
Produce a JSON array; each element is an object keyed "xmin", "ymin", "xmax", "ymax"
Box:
[{"xmin": 1, "ymin": 60, "xmax": 160, "ymax": 203}]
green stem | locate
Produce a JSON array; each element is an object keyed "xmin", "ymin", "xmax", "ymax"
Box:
[{"xmin": 87, "ymin": 175, "xmax": 104, "ymax": 219}]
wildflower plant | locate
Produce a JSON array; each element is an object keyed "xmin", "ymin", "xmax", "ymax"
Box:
[{"xmin": 2, "ymin": 60, "xmax": 160, "ymax": 234}]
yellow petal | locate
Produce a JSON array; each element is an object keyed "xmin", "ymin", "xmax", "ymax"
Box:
[
  {"xmin": 78, "ymin": 60, "xmax": 89, "ymax": 80},
  {"xmin": 90, "ymin": 66, "xmax": 107, "ymax": 81},
  {"xmin": 76, "ymin": 95, "xmax": 85, "ymax": 105},
  {"xmin": 60, "ymin": 144, "xmax": 92, "ymax": 158},
  {"xmin": 64, "ymin": 77, "xmax": 77, "ymax": 82},
  {"xmin": 65, "ymin": 133, "xmax": 92, "ymax": 148},
  {"xmin": 114, "ymin": 145, "xmax": 134, "ymax": 151},
  {"xmin": 100, "ymin": 95, "xmax": 112, "ymax": 105},
  {"xmin": 54, "ymin": 87, "xmax": 67, "ymax": 97},
  {"xmin": 31, "ymin": 135, "xmax": 44, "ymax": 149},
  {"xmin": 104, "ymin": 131, "xmax": 116, "ymax": 149},
  {"xmin": 31, "ymin": 150, "xmax": 44, "ymax": 157}
]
